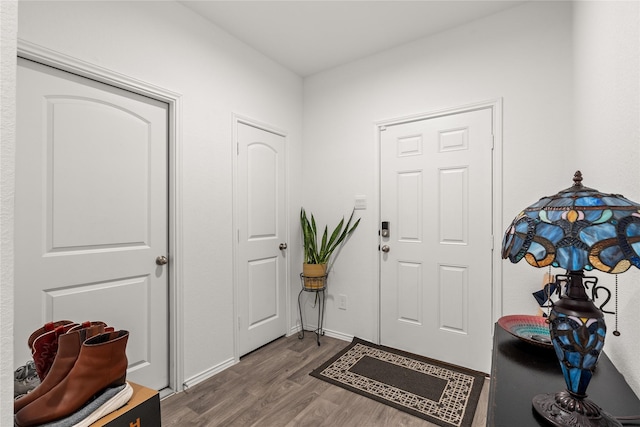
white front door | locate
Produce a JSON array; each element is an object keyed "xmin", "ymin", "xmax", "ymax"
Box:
[
  {"xmin": 236, "ymin": 121, "xmax": 287, "ymax": 356},
  {"xmin": 15, "ymin": 58, "xmax": 170, "ymax": 389},
  {"xmin": 380, "ymin": 108, "xmax": 493, "ymax": 373}
]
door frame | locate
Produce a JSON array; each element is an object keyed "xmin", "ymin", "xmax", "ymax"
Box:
[
  {"xmin": 374, "ymin": 98, "xmax": 503, "ymax": 345},
  {"xmin": 231, "ymin": 114, "xmax": 290, "ymax": 362},
  {"xmin": 17, "ymin": 39, "xmax": 184, "ymax": 395}
]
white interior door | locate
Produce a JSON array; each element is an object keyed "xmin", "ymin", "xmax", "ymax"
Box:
[
  {"xmin": 380, "ymin": 108, "xmax": 493, "ymax": 373},
  {"xmin": 15, "ymin": 58, "xmax": 170, "ymax": 390},
  {"xmin": 236, "ymin": 121, "xmax": 287, "ymax": 356}
]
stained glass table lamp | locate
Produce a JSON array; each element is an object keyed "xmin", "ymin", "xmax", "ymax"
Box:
[{"xmin": 501, "ymin": 171, "xmax": 640, "ymax": 427}]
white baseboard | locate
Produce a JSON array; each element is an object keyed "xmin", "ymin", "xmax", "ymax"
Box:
[
  {"xmin": 322, "ymin": 329, "xmax": 353, "ymax": 342},
  {"xmin": 182, "ymin": 357, "xmax": 236, "ymax": 390},
  {"xmin": 287, "ymin": 325, "xmax": 352, "ymax": 343},
  {"xmin": 288, "ymin": 324, "xmax": 301, "ymax": 336}
]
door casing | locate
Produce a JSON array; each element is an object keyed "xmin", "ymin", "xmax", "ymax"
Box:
[
  {"xmin": 374, "ymin": 99, "xmax": 503, "ymax": 345},
  {"xmin": 17, "ymin": 39, "xmax": 184, "ymax": 395}
]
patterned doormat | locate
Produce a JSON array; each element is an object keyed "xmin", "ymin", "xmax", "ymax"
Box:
[{"xmin": 310, "ymin": 337, "xmax": 485, "ymax": 427}]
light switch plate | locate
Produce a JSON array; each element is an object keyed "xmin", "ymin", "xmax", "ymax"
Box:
[{"xmin": 354, "ymin": 195, "xmax": 367, "ymax": 210}]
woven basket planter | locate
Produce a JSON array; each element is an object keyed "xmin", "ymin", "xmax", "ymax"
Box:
[{"xmin": 302, "ymin": 263, "xmax": 327, "ymax": 290}]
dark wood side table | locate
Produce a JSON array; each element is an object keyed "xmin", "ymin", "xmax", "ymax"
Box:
[{"xmin": 488, "ymin": 324, "xmax": 640, "ymax": 426}]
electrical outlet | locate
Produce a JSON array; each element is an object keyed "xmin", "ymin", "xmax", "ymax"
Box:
[{"xmin": 338, "ymin": 294, "xmax": 347, "ymax": 310}]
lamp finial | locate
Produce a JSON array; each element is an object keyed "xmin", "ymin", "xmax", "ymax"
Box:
[{"xmin": 573, "ymin": 170, "xmax": 583, "ymax": 187}]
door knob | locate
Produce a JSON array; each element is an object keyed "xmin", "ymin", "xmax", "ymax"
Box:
[
  {"xmin": 381, "ymin": 245, "xmax": 390, "ymax": 253},
  {"xmin": 156, "ymin": 255, "xmax": 168, "ymax": 266},
  {"xmin": 279, "ymin": 243, "xmax": 287, "ymax": 250}
]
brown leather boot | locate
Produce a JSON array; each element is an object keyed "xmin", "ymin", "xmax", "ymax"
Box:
[
  {"xmin": 31, "ymin": 322, "xmax": 78, "ymax": 381},
  {"xmin": 14, "ymin": 323, "xmax": 106, "ymax": 413},
  {"xmin": 66, "ymin": 320, "xmax": 109, "ymax": 334},
  {"xmin": 26, "ymin": 320, "xmax": 74, "ymax": 350},
  {"xmin": 14, "ymin": 330, "xmax": 129, "ymax": 427}
]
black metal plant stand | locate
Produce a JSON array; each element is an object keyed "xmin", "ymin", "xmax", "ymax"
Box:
[{"xmin": 297, "ymin": 273, "xmax": 326, "ymax": 346}]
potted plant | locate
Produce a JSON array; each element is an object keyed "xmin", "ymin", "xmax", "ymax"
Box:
[{"xmin": 300, "ymin": 208, "xmax": 360, "ymax": 289}]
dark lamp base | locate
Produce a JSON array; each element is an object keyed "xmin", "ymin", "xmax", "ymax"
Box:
[{"xmin": 532, "ymin": 392, "xmax": 621, "ymax": 427}]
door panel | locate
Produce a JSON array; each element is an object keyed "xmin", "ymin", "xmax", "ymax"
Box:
[
  {"xmin": 380, "ymin": 108, "xmax": 493, "ymax": 373},
  {"xmin": 16, "ymin": 58, "xmax": 169, "ymax": 389},
  {"xmin": 237, "ymin": 122, "xmax": 287, "ymax": 356},
  {"xmin": 48, "ymin": 97, "xmax": 150, "ymax": 249},
  {"xmin": 397, "ymin": 261, "xmax": 422, "ymax": 324},
  {"xmin": 439, "ymin": 265, "xmax": 467, "ymax": 332},
  {"xmin": 248, "ymin": 258, "xmax": 278, "ymax": 326}
]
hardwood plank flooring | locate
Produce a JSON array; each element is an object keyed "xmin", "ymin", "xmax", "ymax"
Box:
[{"xmin": 161, "ymin": 334, "xmax": 490, "ymax": 426}]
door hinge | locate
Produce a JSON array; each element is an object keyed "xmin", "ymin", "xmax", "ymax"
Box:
[{"xmin": 237, "ymin": 142, "xmax": 240, "ymax": 155}]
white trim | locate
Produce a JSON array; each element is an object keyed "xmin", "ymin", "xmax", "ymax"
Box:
[
  {"xmin": 374, "ymin": 98, "xmax": 504, "ymax": 343},
  {"xmin": 235, "ymin": 114, "xmax": 288, "ymax": 138},
  {"xmin": 231, "ymin": 114, "xmax": 290, "ymax": 362},
  {"xmin": 17, "ymin": 39, "xmax": 185, "ymax": 393},
  {"xmin": 17, "ymin": 40, "xmax": 181, "ymax": 105},
  {"xmin": 371, "ymin": 123, "xmax": 382, "ymax": 345},
  {"xmin": 490, "ymin": 99, "xmax": 504, "ymax": 324},
  {"xmin": 288, "ymin": 325, "xmax": 353, "ymax": 343},
  {"xmin": 232, "ymin": 116, "xmax": 239, "ymax": 363},
  {"xmin": 182, "ymin": 357, "xmax": 237, "ymax": 390},
  {"xmin": 376, "ymin": 99, "xmax": 501, "ymax": 128},
  {"xmin": 321, "ymin": 328, "xmax": 353, "ymax": 343}
]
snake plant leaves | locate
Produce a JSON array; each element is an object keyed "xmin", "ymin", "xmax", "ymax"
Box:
[{"xmin": 300, "ymin": 208, "xmax": 360, "ymax": 267}]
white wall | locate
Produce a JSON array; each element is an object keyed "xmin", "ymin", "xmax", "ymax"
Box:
[
  {"xmin": 16, "ymin": 0, "xmax": 303, "ymax": 386},
  {"xmin": 302, "ymin": 1, "xmax": 574, "ymax": 340},
  {"xmin": 302, "ymin": 0, "xmax": 640, "ymax": 399},
  {"xmin": 572, "ymin": 0, "xmax": 640, "ymax": 397},
  {"xmin": 1, "ymin": 1, "xmax": 18, "ymax": 425}
]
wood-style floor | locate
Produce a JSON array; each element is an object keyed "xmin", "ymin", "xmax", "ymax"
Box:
[{"xmin": 160, "ymin": 334, "xmax": 490, "ymax": 426}]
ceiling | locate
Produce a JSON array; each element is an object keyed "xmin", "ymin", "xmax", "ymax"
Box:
[{"xmin": 179, "ymin": 1, "xmax": 526, "ymax": 77}]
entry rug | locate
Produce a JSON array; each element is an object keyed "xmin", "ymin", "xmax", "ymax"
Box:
[{"xmin": 310, "ymin": 337, "xmax": 485, "ymax": 427}]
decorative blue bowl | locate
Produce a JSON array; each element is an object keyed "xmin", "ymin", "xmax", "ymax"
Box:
[{"xmin": 498, "ymin": 314, "xmax": 552, "ymax": 348}]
